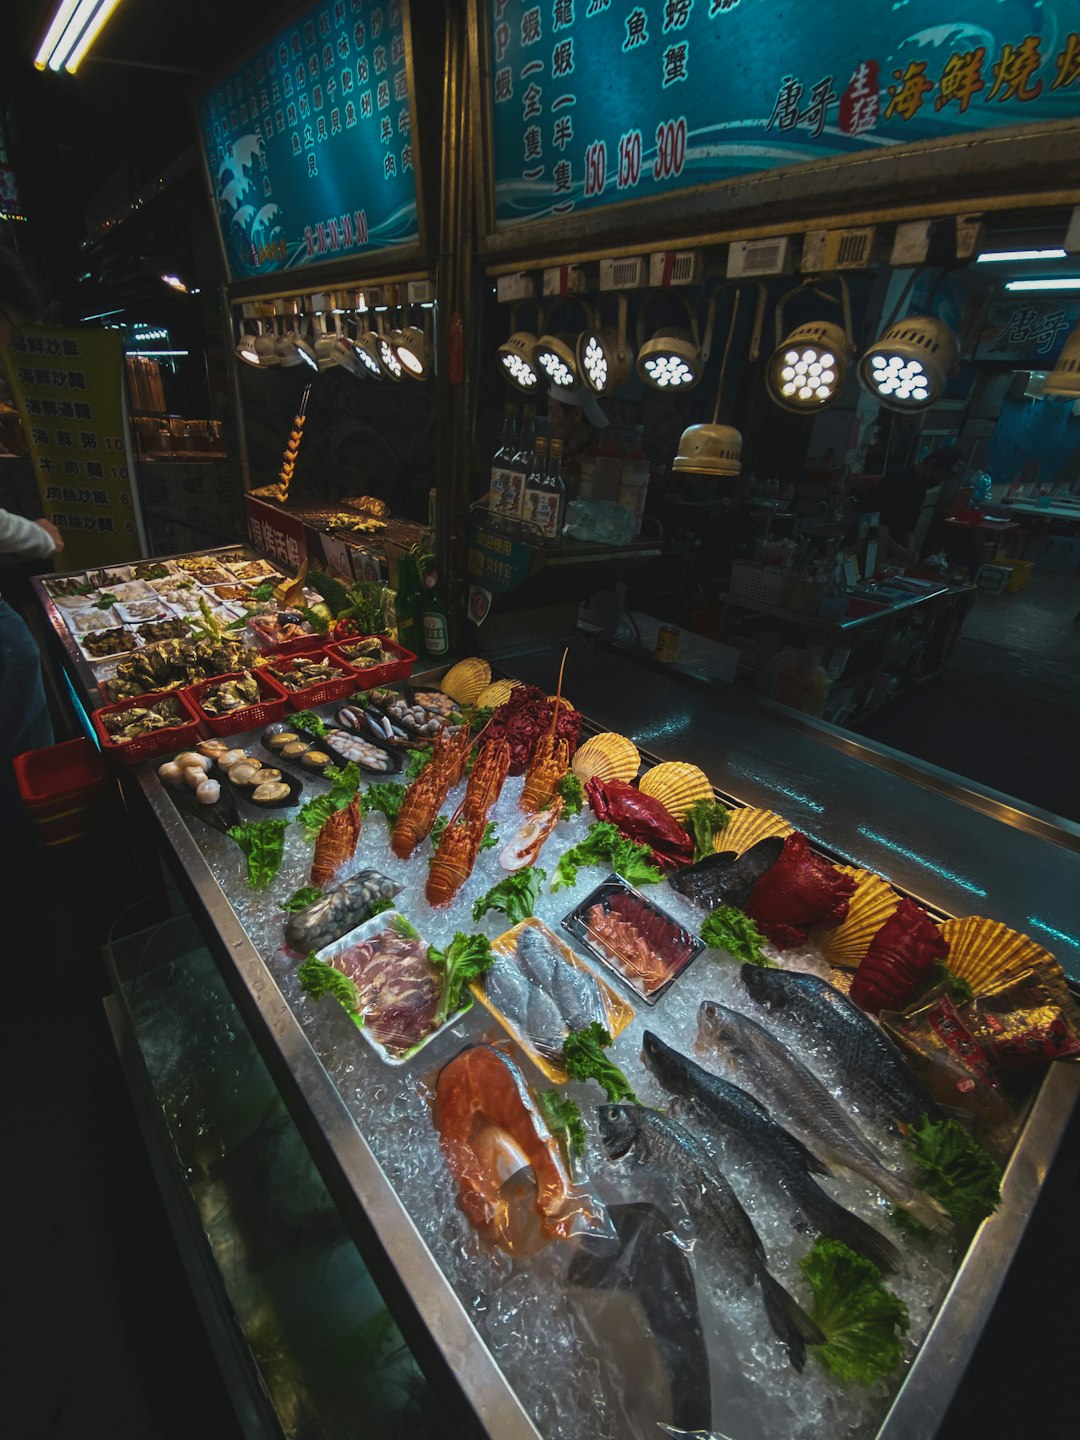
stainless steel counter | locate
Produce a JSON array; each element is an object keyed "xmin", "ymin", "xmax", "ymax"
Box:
[{"xmin": 32, "ymin": 567, "xmax": 1080, "ymax": 1440}]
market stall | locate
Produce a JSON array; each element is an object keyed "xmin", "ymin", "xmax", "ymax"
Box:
[{"xmin": 30, "ymin": 548, "xmax": 1080, "ymax": 1440}]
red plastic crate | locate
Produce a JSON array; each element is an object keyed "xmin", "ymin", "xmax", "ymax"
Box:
[
  {"xmin": 323, "ymin": 634, "xmax": 416, "ymax": 690},
  {"xmin": 262, "ymin": 646, "xmax": 361, "ymax": 710},
  {"xmin": 91, "ymin": 689, "xmax": 203, "ymax": 766},
  {"xmin": 14, "ymin": 737, "xmax": 109, "ymax": 822},
  {"xmin": 185, "ymin": 668, "xmax": 289, "ymax": 737}
]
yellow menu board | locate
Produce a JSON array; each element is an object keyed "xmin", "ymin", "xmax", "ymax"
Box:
[{"xmin": 2, "ymin": 326, "xmax": 142, "ymax": 570}]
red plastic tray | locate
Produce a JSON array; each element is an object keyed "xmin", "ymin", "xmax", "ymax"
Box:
[
  {"xmin": 323, "ymin": 634, "xmax": 416, "ymax": 690},
  {"xmin": 185, "ymin": 668, "xmax": 289, "ymax": 737},
  {"xmin": 262, "ymin": 646, "xmax": 361, "ymax": 710},
  {"xmin": 91, "ymin": 689, "xmax": 203, "ymax": 766}
]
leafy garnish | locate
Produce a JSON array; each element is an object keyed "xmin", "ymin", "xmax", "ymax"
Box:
[
  {"xmin": 93, "ymin": 592, "xmax": 119, "ymax": 608},
  {"xmin": 227, "ymin": 819, "xmax": 287, "ymax": 889},
  {"xmin": 298, "ymin": 954, "xmax": 361, "ymax": 1017},
  {"xmin": 367, "ymin": 897, "xmax": 394, "ymax": 919},
  {"xmin": 799, "ymin": 1238, "xmax": 910, "ymax": 1384},
  {"xmin": 297, "ymin": 604, "xmax": 330, "ymax": 634},
  {"xmin": 930, "ymin": 961, "xmax": 974, "ymax": 1002},
  {"xmin": 305, "ymin": 568, "xmax": 352, "ymax": 616},
  {"xmin": 189, "ymin": 594, "xmax": 229, "ymax": 643},
  {"xmin": 430, "ymin": 815, "xmax": 449, "ymax": 847},
  {"xmin": 899, "ymin": 1116, "xmax": 1001, "ymax": 1238},
  {"xmin": 480, "ymin": 821, "xmax": 498, "ymax": 850},
  {"xmin": 406, "ymin": 746, "xmax": 432, "ymax": 779},
  {"xmin": 536, "ymin": 1089, "xmax": 587, "ymax": 1163},
  {"xmin": 465, "ymin": 705, "xmax": 494, "ymax": 732},
  {"xmin": 291, "ymin": 709, "xmax": 328, "ymax": 738},
  {"xmin": 553, "ymin": 771, "xmax": 583, "ymax": 817},
  {"xmin": 282, "ymin": 885, "xmax": 323, "ymax": 913},
  {"xmin": 250, "ymin": 581, "xmax": 276, "ymax": 601},
  {"xmin": 700, "ymin": 904, "xmax": 772, "ymax": 966},
  {"xmin": 684, "ymin": 798, "xmax": 732, "ymax": 863},
  {"xmin": 562, "ymin": 1022, "xmax": 640, "ymax": 1103},
  {"xmin": 428, "ymin": 932, "xmax": 494, "ymax": 1025},
  {"xmin": 389, "ymin": 912, "xmax": 419, "ymax": 938},
  {"xmin": 359, "ymin": 781, "xmax": 407, "ymax": 827},
  {"xmin": 552, "ymin": 821, "xmax": 662, "ymax": 890},
  {"xmin": 472, "ymin": 868, "xmax": 547, "ymax": 926},
  {"xmin": 296, "ymin": 761, "xmax": 362, "ymax": 840}
]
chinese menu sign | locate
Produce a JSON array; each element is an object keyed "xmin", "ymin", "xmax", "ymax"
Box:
[
  {"xmin": 487, "ymin": 0, "xmax": 1080, "ymax": 227},
  {"xmin": 198, "ymin": 0, "xmax": 419, "ymax": 280},
  {"xmin": 977, "ymin": 299, "xmax": 1080, "ymax": 363},
  {"xmin": 2, "ymin": 327, "xmax": 141, "ymax": 570}
]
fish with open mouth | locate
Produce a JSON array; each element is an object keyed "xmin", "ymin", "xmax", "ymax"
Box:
[
  {"xmin": 666, "ymin": 835, "xmax": 785, "ymax": 911},
  {"xmin": 597, "ymin": 1104, "xmax": 824, "ymax": 1371},
  {"xmin": 697, "ymin": 999, "xmax": 949, "ymax": 1231},
  {"xmin": 641, "ymin": 1030, "xmax": 901, "ymax": 1273}
]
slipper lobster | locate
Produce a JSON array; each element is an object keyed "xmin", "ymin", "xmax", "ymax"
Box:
[{"xmin": 390, "ymin": 726, "xmax": 472, "ymax": 860}]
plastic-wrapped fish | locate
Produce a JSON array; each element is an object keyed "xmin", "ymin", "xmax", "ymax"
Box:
[{"xmin": 285, "ymin": 871, "xmax": 405, "ymax": 954}]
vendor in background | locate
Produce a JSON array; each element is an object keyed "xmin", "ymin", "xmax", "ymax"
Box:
[{"xmin": 546, "ymin": 384, "xmax": 609, "ymax": 494}]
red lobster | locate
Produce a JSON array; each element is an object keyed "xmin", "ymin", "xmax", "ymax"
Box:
[
  {"xmin": 311, "ymin": 796, "xmax": 361, "ymax": 888},
  {"xmin": 520, "ymin": 647, "xmax": 571, "ymax": 813},
  {"xmin": 390, "ymin": 725, "xmax": 472, "ymax": 860},
  {"xmin": 425, "ymin": 738, "xmax": 510, "ymax": 906}
]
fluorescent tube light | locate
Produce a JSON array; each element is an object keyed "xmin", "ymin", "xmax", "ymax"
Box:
[
  {"xmin": 1005, "ymin": 278, "xmax": 1080, "ymax": 292},
  {"xmin": 975, "ymin": 249, "xmax": 1067, "ymax": 264},
  {"xmin": 34, "ymin": 0, "xmax": 125, "ymax": 74}
]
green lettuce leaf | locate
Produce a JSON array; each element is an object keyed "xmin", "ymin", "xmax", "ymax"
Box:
[
  {"xmin": 700, "ymin": 904, "xmax": 772, "ymax": 966},
  {"xmin": 562, "ymin": 1022, "xmax": 639, "ymax": 1103},
  {"xmin": 428, "ymin": 931, "xmax": 494, "ymax": 1025},
  {"xmin": 684, "ymin": 798, "xmax": 731, "ymax": 863},
  {"xmin": 227, "ymin": 819, "xmax": 287, "ymax": 889},
  {"xmin": 472, "ymin": 868, "xmax": 547, "ymax": 926},
  {"xmin": 899, "ymin": 1116, "xmax": 1001, "ymax": 1238},
  {"xmin": 799, "ymin": 1238, "xmax": 909, "ymax": 1384}
]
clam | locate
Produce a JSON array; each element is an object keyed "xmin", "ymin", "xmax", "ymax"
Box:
[
  {"xmin": 637, "ymin": 761, "xmax": 714, "ymax": 822},
  {"xmin": 217, "ymin": 748, "xmax": 249, "ymax": 770},
  {"xmin": 281, "ymin": 740, "xmax": 311, "ymax": 759},
  {"xmin": 197, "ymin": 738, "xmax": 231, "ymax": 760},
  {"xmin": 300, "ymin": 750, "xmax": 331, "ymax": 769},
  {"xmin": 228, "ymin": 761, "xmax": 262, "ymax": 786},
  {"xmin": 252, "ymin": 781, "xmax": 292, "ymax": 803},
  {"xmin": 266, "ymin": 731, "xmax": 300, "ymax": 751},
  {"xmin": 439, "ymin": 656, "xmax": 491, "ymax": 705},
  {"xmin": 571, "ymin": 732, "xmax": 641, "ymax": 786}
]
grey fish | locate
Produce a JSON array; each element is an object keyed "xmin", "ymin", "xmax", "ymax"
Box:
[
  {"xmin": 567, "ymin": 1202, "xmax": 712, "ymax": 1437},
  {"xmin": 666, "ymin": 836, "xmax": 785, "ymax": 911},
  {"xmin": 483, "ymin": 954, "xmax": 532, "ymax": 1027},
  {"xmin": 598, "ymin": 1104, "xmax": 824, "ymax": 1372},
  {"xmin": 553, "ymin": 957, "xmax": 606, "ymax": 1034},
  {"xmin": 526, "ymin": 984, "xmax": 567, "ymax": 1060},
  {"xmin": 515, "ymin": 925, "xmax": 559, "ymax": 986},
  {"xmin": 642, "ymin": 1031, "xmax": 900, "ymax": 1274},
  {"xmin": 701, "ymin": 997, "xmax": 949, "ymax": 1232},
  {"xmin": 283, "ymin": 870, "xmax": 402, "ymax": 953},
  {"xmin": 739, "ymin": 966, "xmax": 943, "ymax": 1129}
]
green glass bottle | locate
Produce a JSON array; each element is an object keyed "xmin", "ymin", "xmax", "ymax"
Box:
[
  {"xmin": 421, "ymin": 560, "xmax": 451, "ymax": 660},
  {"xmin": 394, "ymin": 550, "xmax": 424, "ymax": 657}
]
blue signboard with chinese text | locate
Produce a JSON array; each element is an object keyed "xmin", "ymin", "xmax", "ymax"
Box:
[
  {"xmin": 198, "ymin": 0, "xmax": 420, "ymax": 279},
  {"xmin": 487, "ymin": 0, "xmax": 1080, "ymax": 227},
  {"xmin": 977, "ymin": 298, "xmax": 1080, "ymax": 363}
]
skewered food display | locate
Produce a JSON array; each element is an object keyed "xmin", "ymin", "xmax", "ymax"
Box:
[{"xmin": 133, "ymin": 634, "xmax": 1078, "ymax": 1440}]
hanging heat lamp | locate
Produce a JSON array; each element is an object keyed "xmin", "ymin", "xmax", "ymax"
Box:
[
  {"xmin": 533, "ymin": 297, "xmax": 596, "ymax": 390},
  {"xmin": 636, "ymin": 289, "xmax": 708, "ymax": 391},
  {"xmin": 1040, "ymin": 323, "xmax": 1080, "ymax": 398},
  {"xmin": 497, "ymin": 299, "xmax": 544, "ymax": 393},
  {"xmin": 392, "ymin": 303, "xmax": 434, "ymax": 380},
  {"xmin": 765, "ymin": 275, "xmax": 854, "ymax": 412},
  {"xmin": 372, "ymin": 309, "xmax": 404, "ymax": 381},
  {"xmin": 672, "ymin": 281, "xmax": 766, "ymax": 479},
  {"xmin": 857, "ymin": 267, "xmax": 960, "ymax": 411},
  {"xmin": 577, "ymin": 293, "xmax": 633, "ymax": 396}
]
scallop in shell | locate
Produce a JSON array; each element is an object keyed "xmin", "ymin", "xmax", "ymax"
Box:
[
  {"xmin": 714, "ymin": 806, "xmax": 794, "ymax": 855},
  {"xmin": 571, "ymin": 732, "xmax": 640, "ymax": 786},
  {"xmin": 440, "ymin": 656, "xmax": 491, "ymax": 705},
  {"xmin": 474, "ymin": 678, "xmax": 522, "ymax": 711},
  {"xmin": 940, "ymin": 915, "xmax": 1075, "ymax": 1011},
  {"xmin": 252, "ymin": 781, "xmax": 292, "ymax": 804},
  {"xmin": 813, "ymin": 867, "xmax": 902, "ymax": 970},
  {"xmin": 637, "ymin": 761, "xmax": 714, "ymax": 822}
]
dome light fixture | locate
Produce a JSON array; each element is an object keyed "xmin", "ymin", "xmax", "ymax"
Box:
[
  {"xmin": 765, "ymin": 275, "xmax": 854, "ymax": 412},
  {"xmin": 577, "ymin": 293, "xmax": 633, "ymax": 396},
  {"xmin": 352, "ymin": 324, "xmax": 387, "ymax": 379},
  {"xmin": 673, "ymin": 281, "xmax": 766, "ymax": 480},
  {"xmin": 497, "ymin": 300, "xmax": 545, "ymax": 393},
  {"xmin": 531, "ymin": 297, "xmax": 594, "ymax": 390},
  {"xmin": 371, "ymin": 310, "xmax": 403, "ymax": 381},
  {"xmin": 636, "ymin": 289, "xmax": 709, "ymax": 391},
  {"xmin": 393, "ymin": 304, "xmax": 433, "ymax": 380},
  {"xmin": 1043, "ymin": 323, "xmax": 1080, "ymax": 398},
  {"xmin": 858, "ymin": 314, "xmax": 959, "ymax": 411},
  {"xmin": 313, "ymin": 311, "xmax": 343, "ymax": 371},
  {"xmin": 235, "ymin": 319, "xmax": 262, "ymax": 367}
]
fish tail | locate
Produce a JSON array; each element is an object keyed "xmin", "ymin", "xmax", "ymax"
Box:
[
  {"xmin": 758, "ymin": 1269, "xmax": 825, "ymax": 1373},
  {"xmin": 889, "ymin": 1181, "xmax": 953, "ymax": 1234},
  {"xmin": 802, "ymin": 1188, "xmax": 902, "ymax": 1275}
]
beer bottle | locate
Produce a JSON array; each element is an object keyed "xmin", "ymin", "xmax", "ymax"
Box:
[
  {"xmin": 420, "ymin": 560, "xmax": 451, "ymax": 660},
  {"xmin": 545, "ymin": 436, "xmax": 568, "ymax": 541},
  {"xmin": 490, "ymin": 402, "xmax": 519, "ymax": 515},
  {"xmin": 394, "ymin": 549, "xmax": 425, "ymax": 657},
  {"xmin": 505, "ymin": 403, "xmax": 536, "ymax": 522},
  {"xmin": 522, "ymin": 434, "xmax": 550, "ymax": 538}
]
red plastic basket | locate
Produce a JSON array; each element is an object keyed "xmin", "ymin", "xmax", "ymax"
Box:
[
  {"xmin": 323, "ymin": 634, "xmax": 417, "ymax": 690},
  {"xmin": 91, "ymin": 689, "xmax": 203, "ymax": 766},
  {"xmin": 261, "ymin": 646, "xmax": 361, "ymax": 710},
  {"xmin": 185, "ymin": 668, "xmax": 289, "ymax": 737}
]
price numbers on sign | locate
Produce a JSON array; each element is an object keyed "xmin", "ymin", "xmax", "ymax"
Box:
[
  {"xmin": 653, "ymin": 117, "xmax": 687, "ymax": 180},
  {"xmin": 584, "ymin": 139, "xmax": 607, "ymax": 197},
  {"xmin": 618, "ymin": 129, "xmax": 642, "ymax": 189}
]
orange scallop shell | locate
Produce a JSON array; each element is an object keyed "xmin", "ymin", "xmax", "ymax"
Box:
[
  {"xmin": 571, "ymin": 732, "xmax": 641, "ymax": 786},
  {"xmin": 637, "ymin": 761, "xmax": 715, "ymax": 822},
  {"xmin": 475, "ymin": 678, "xmax": 522, "ymax": 710},
  {"xmin": 713, "ymin": 806, "xmax": 794, "ymax": 855},
  {"xmin": 940, "ymin": 915, "xmax": 1075, "ymax": 1012},
  {"xmin": 814, "ymin": 866, "xmax": 903, "ymax": 970}
]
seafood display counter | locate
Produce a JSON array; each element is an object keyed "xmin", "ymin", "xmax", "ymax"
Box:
[{"xmin": 73, "ymin": 630, "xmax": 1079, "ymax": 1440}]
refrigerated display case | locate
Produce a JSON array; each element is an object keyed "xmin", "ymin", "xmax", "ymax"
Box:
[{"xmin": 35, "ymin": 549, "xmax": 1080, "ymax": 1440}]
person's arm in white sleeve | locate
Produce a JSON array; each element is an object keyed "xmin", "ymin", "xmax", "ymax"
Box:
[{"xmin": 0, "ymin": 507, "xmax": 61, "ymax": 559}]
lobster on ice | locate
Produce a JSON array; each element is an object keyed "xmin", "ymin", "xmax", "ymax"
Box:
[
  {"xmin": 311, "ymin": 795, "xmax": 362, "ymax": 888},
  {"xmin": 425, "ymin": 737, "xmax": 511, "ymax": 907},
  {"xmin": 519, "ymin": 648, "xmax": 572, "ymax": 814},
  {"xmin": 390, "ymin": 725, "xmax": 472, "ymax": 860}
]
